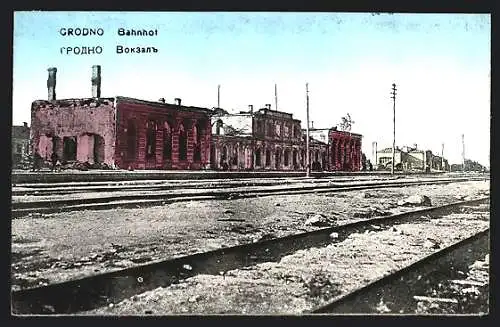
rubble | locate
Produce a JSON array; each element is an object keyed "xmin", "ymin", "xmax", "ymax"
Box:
[
  {"xmin": 397, "ymin": 195, "xmax": 432, "ymax": 206},
  {"xmin": 304, "ymin": 214, "xmax": 332, "ymax": 227}
]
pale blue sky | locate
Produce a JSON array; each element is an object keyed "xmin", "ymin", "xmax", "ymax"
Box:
[{"xmin": 13, "ymin": 12, "xmax": 490, "ymax": 166}]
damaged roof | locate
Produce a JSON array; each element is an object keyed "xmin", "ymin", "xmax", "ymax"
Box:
[{"xmin": 212, "ymin": 114, "xmax": 253, "ymax": 137}]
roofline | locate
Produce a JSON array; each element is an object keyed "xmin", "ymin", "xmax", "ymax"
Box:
[
  {"xmin": 31, "ymin": 96, "xmax": 214, "ymax": 114},
  {"xmin": 115, "ymin": 96, "xmax": 213, "ymax": 113}
]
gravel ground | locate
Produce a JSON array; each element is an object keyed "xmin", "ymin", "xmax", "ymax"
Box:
[
  {"xmin": 11, "ymin": 181, "xmax": 489, "ymax": 290},
  {"xmin": 413, "ymin": 253, "xmax": 490, "ymax": 314},
  {"xmin": 85, "ymin": 207, "xmax": 489, "ymax": 315}
]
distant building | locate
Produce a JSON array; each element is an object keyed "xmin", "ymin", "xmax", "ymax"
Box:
[
  {"xmin": 12, "ymin": 122, "xmax": 30, "ymax": 168},
  {"xmin": 377, "ymin": 145, "xmax": 449, "ymax": 172}
]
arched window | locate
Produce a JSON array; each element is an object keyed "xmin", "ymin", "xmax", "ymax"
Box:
[
  {"xmin": 193, "ymin": 122, "xmax": 202, "ymax": 162},
  {"xmin": 265, "ymin": 149, "xmax": 271, "ymax": 166},
  {"xmin": 163, "ymin": 121, "xmax": 172, "ymax": 160},
  {"xmin": 275, "ymin": 149, "xmax": 282, "ymax": 168},
  {"xmin": 220, "ymin": 145, "xmax": 227, "ymax": 161},
  {"xmin": 178, "ymin": 124, "xmax": 187, "ymax": 161},
  {"xmin": 293, "ymin": 149, "xmax": 298, "ymax": 167},
  {"xmin": 146, "ymin": 120, "xmax": 157, "ymax": 159},
  {"xmin": 232, "ymin": 146, "xmax": 239, "ymax": 166},
  {"xmin": 255, "ymin": 148, "xmax": 262, "ymax": 166},
  {"xmin": 284, "ymin": 149, "xmax": 290, "ymax": 166},
  {"xmin": 331, "ymin": 141, "xmax": 336, "ymax": 163},
  {"xmin": 126, "ymin": 119, "xmax": 137, "ymax": 160}
]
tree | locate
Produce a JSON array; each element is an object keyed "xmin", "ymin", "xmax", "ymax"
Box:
[{"xmin": 339, "ymin": 113, "xmax": 355, "ymax": 132}]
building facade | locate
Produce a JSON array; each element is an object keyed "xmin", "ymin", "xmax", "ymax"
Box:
[
  {"xmin": 29, "ymin": 65, "xmax": 364, "ymax": 172},
  {"xmin": 30, "ymin": 66, "xmax": 212, "ymax": 170},
  {"xmin": 210, "ymin": 105, "xmax": 307, "ymax": 171},
  {"xmin": 377, "ymin": 146, "xmax": 449, "ymax": 172},
  {"xmin": 12, "ymin": 122, "xmax": 30, "ymax": 168},
  {"xmin": 328, "ymin": 129, "xmax": 363, "ymax": 171}
]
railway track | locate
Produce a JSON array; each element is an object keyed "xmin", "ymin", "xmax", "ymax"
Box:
[
  {"xmin": 11, "ymin": 197, "xmax": 489, "ymax": 314},
  {"xmin": 11, "ymin": 177, "xmax": 487, "ymax": 218},
  {"xmin": 11, "ymin": 175, "xmax": 395, "ymax": 196},
  {"xmin": 311, "ymin": 229, "xmax": 489, "ymax": 314}
]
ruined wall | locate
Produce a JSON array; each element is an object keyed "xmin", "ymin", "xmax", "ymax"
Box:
[
  {"xmin": 30, "ymin": 98, "xmax": 116, "ymax": 166},
  {"xmin": 114, "ymin": 98, "xmax": 211, "ymax": 170}
]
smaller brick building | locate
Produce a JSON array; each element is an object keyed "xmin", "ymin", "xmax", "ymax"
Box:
[
  {"xmin": 329, "ymin": 129, "xmax": 363, "ymax": 171},
  {"xmin": 30, "ymin": 66, "xmax": 212, "ymax": 170}
]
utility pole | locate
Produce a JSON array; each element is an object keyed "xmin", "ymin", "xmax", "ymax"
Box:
[
  {"xmin": 462, "ymin": 134, "xmax": 466, "ymax": 172},
  {"xmin": 217, "ymin": 85, "xmax": 220, "ymax": 108},
  {"xmin": 441, "ymin": 143, "xmax": 445, "ymax": 171},
  {"xmin": 372, "ymin": 141, "xmax": 378, "ymax": 167},
  {"xmin": 306, "ymin": 83, "xmax": 311, "ymax": 177},
  {"xmin": 275, "ymin": 83, "xmax": 278, "ymax": 111},
  {"xmin": 390, "ymin": 83, "xmax": 397, "ymax": 175}
]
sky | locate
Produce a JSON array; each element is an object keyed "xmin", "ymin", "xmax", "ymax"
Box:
[{"xmin": 13, "ymin": 12, "xmax": 490, "ymax": 167}]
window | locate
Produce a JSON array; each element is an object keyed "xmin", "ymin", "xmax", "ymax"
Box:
[
  {"xmin": 127, "ymin": 120, "xmax": 137, "ymax": 160},
  {"xmin": 63, "ymin": 136, "xmax": 77, "ymax": 161},
  {"xmin": 232, "ymin": 147, "xmax": 238, "ymax": 165},
  {"xmin": 193, "ymin": 123, "xmax": 202, "ymax": 162},
  {"xmin": 275, "ymin": 124, "xmax": 281, "ymax": 137},
  {"xmin": 146, "ymin": 120, "xmax": 157, "ymax": 159},
  {"xmin": 216, "ymin": 119, "xmax": 223, "ymax": 135},
  {"xmin": 221, "ymin": 146, "xmax": 228, "ymax": 161},
  {"xmin": 178, "ymin": 124, "xmax": 187, "ymax": 161},
  {"xmin": 284, "ymin": 149, "xmax": 290, "ymax": 166},
  {"xmin": 267, "ymin": 122, "xmax": 273, "ymax": 137},
  {"xmin": 255, "ymin": 148, "xmax": 261, "ymax": 166},
  {"xmin": 275, "ymin": 150, "xmax": 282, "ymax": 168},
  {"xmin": 265, "ymin": 149, "xmax": 271, "ymax": 166},
  {"xmin": 163, "ymin": 121, "xmax": 172, "ymax": 160},
  {"xmin": 293, "ymin": 149, "xmax": 298, "ymax": 167},
  {"xmin": 283, "ymin": 125, "xmax": 289, "ymax": 138}
]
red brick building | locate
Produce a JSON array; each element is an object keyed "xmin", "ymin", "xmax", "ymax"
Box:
[
  {"xmin": 31, "ymin": 66, "xmax": 212, "ymax": 170},
  {"xmin": 329, "ymin": 129, "xmax": 363, "ymax": 171}
]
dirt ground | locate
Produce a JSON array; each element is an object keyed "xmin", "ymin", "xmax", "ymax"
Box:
[
  {"xmin": 11, "ymin": 180, "xmax": 489, "ymax": 290},
  {"xmin": 86, "ymin": 205, "xmax": 489, "ymax": 315}
]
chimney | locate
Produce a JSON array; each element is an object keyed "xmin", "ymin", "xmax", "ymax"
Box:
[
  {"xmin": 159, "ymin": 98, "xmax": 165, "ymax": 103},
  {"xmin": 265, "ymin": 104, "xmax": 271, "ymax": 110},
  {"xmin": 175, "ymin": 98, "xmax": 182, "ymax": 106},
  {"xmin": 91, "ymin": 65, "xmax": 101, "ymax": 98},
  {"xmin": 248, "ymin": 105, "xmax": 253, "ymax": 112},
  {"xmin": 47, "ymin": 67, "xmax": 57, "ymax": 101}
]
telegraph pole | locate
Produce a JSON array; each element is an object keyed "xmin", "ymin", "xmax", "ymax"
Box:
[
  {"xmin": 306, "ymin": 83, "xmax": 311, "ymax": 177},
  {"xmin": 462, "ymin": 134, "xmax": 466, "ymax": 172},
  {"xmin": 217, "ymin": 85, "xmax": 220, "ymax": 108},
  {"xmin": 390, "ymin": 83, "xmax": 397, "ymax": 175},
  {"xmin": 441, "ymin": 143, "xmax": 445, "ymax": 171},
  {"xmin": 275, "ymin": 83, "xmax": 278, "ymax": 111}
]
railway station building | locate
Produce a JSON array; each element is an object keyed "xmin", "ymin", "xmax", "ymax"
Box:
[{"xmin": 30, "ymin": 65, "xmax": 363, "ymax": 172}]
